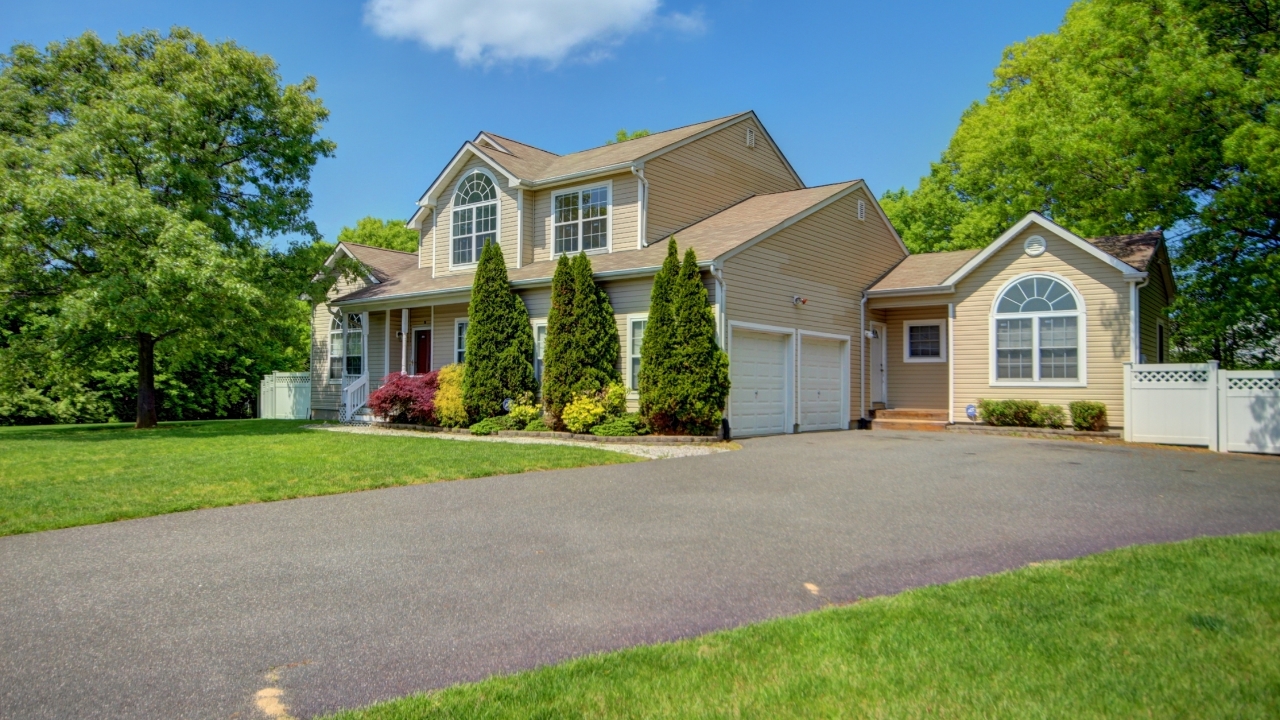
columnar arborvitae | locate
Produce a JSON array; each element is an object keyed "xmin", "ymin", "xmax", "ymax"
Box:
[
  {"xmin": 462, "ymin": 241, "xmax": 536, "ymax": 420},
  {"xmin": 668, "ymin": 247, "xmax": 730, "ymax": 435},
  {"xmin": 638, "ymin": 238, "xmax": 681, "ymax": 425},
  {"xmin": 570, "ymin": 252, "xmax": 621, "ymax": 395},
  {"xmin": 540, "ymin": 254, "xmax": 579, "ymax": 426}
]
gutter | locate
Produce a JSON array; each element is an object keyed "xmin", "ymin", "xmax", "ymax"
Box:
[
  {"xmin": 865, "ymin": 285, "xmax": 955, "ymax": 299},
  {"xmin": 860, "ymin": 292, "xmax": 867, "ymax": 426}
]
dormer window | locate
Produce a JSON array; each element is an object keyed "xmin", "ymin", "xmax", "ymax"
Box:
[
  {"xmin": 553, "ymin": 183, "xmax": 611, "ymax": 256},
  {"xmin": 452, "ymin": 171, "xmax": 498, "ymax": 267}
]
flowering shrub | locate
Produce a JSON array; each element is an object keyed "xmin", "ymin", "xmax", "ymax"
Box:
[
  {"xmin": 368, "ymin": 372, "xmax": 438, "ymax": 424},
  {"xmin": 562, "ymin": 392, "xmax": 607, "ymax": 433},
  {"xmin": 434, "ymin": 364, "xmax": 469, "ymax": 427}
]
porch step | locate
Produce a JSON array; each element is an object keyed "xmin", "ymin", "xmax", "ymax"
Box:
[{"xmin": 870, "ymin": 408, "xmax": 948, "ymax": 432}]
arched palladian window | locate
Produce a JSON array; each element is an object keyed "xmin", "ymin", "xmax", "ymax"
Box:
[
  {"xmin": 344, "ymin": 313, "xmax": 364, "ymax": 376},
  {"xmin": 992, "ymin": 275, "xmax": 1084, "ymax": 384},
  {"xmin": 451, "ymin": 171, "xmax": 498, "ymax": 266}
]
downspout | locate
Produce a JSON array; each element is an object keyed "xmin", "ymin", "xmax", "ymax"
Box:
[
  {"xmin": 859, "ymin": 292, "xmax": 868, "ymax": 427},
  {"xmin": 711, "ymin": 264, "xmax": 726, "ymax": 346},
  {"xmin": 1131, "ymin": 276, "xmax": 1150, "ymax": 364},
  {"xmin": 947, "ymin": 302, "xmax": 955, "ymax": 424},
  {"xmin": 516, "ymin": 187, "xmax": 524, "ymax": 269},
  {"xmin": 400, "ymin": 308, "xmax": 408, "ymax": 374},
  {"xmin": 631, "ymin": 163, "xmax": 649, "ymax": 248}
]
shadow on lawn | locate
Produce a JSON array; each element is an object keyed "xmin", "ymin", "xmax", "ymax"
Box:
[{"xmin": 0, "ymin": 419, "xmax": 316, "ymax": 444}]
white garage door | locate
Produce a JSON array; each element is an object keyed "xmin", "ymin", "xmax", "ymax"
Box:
[
  {"xmin": 799, "ymin": 336, "xmax": 846, "ymax": 432},
  {"xmin": 730, "ymin": 329, "xmax": 789, "ymax": 437}
]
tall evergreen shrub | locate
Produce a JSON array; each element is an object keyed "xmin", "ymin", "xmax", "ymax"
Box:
[
  {"xmin": 639, "ymin": 239, "xmax": 680, "ymax": 424},
  {"xmin": 540, "ymin": 255, "xmax": 579, "ymax": 426},
  {"xmin": 570, "ymin": 252, "xmax": 622, "ymax": 394},
  {"xmin": 462, "ymin": 241, "xmax": 536, "ymax": 420},
  {"xmin": 642, "ymin": 243, "xmax": 730, "ymax": 435}
]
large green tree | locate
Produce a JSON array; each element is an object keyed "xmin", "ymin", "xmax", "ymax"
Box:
[
  {"xmin": 540, "ymin": 254, "xmax": 579, "ymax": 427},
  {"xmin": 336, "ymin": 216, "xmax": 417, "ymax": 253},
  {"xmin": 570, "ymin": 252, "xmax": 621, "ymax": 394},
  {"xmin": 462, "ymin": 241, "xmax": 536, "ymax": 420},
  {"xmin": 880, "ymin": 0, "xmax": 1280, "ymax": 367},
  {"xmin": 0, "ymin": 28, "xmax": 335, "ymax": 427},
  {"xmin": 638, "ymin": 239, "xmax": 681, "ymax": 421}
]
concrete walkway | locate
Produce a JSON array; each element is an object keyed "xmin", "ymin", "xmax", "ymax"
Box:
[{"xmin": 1, "ymin": 430, "xmax": 1277, "ymax": 719}]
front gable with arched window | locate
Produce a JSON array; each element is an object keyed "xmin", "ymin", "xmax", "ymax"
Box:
[{"xmin": 989, "ymin": 273, "xmax": 1087, "ymax": 387}]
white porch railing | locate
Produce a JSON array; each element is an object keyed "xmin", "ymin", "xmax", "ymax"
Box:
[
  {"xmin": 1124, "ymin": 362, "xmax": 1280, "ymax": 454},
  {"xmin": 340, "ymin": 373, "xmax": 369, "ymax": 423}
]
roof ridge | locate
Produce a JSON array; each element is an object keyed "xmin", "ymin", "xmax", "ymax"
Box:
[
  {"xmin": 477, "ymin": 131, "xmax": 560, "ymax": 157},
  {"xmin": 340, "ymin": 241, "xmax": 417, "ymax": 256},
  {"xmin": 556, "ymin": 111, "xmax": 750, "ymax": 158}
]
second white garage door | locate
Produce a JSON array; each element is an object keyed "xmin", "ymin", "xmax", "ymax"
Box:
[
  {"xmin": 799, "ymin": 336, "xmax": 847, "ymax": 432},
  {"xmin": 729, "ymin": 329, "xmax": 789, "ymax": 437}
]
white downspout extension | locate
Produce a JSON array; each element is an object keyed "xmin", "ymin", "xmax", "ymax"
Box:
[
  {"xmin": 631, "ymin": 164, "xmax": 649, "ymax": 248},
  {"xmin": 516, "ymin": 186, "xmax": 524, "ymax": 269},
  {"xmin": 711, "ymin": 264, "xmax": 726, "ymax": 346},
  {"xmin": 860, "ymin": 292, "xmax": 868, "ymax": 425}
]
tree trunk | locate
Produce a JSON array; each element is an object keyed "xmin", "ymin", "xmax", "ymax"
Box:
[{"xmin": 136, "ymin": 332, "xmax": 159, "ymax": 429}]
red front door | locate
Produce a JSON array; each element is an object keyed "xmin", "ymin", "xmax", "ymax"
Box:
[{"xmin": 414, "ymin": 330, "xmax": 431, "ymax": 375}]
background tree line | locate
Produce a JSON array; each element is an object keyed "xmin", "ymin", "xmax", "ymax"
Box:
[{"xmin": 881, "ymin": 0, "xmax": 1279, "ymax": 368}]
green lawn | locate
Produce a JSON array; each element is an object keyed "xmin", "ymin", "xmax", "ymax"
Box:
[
  {"xmin": 0, "ymin": 419, "xmax": 635, "ymax": 536},
  {"xmin": 327, "ymin": 532, "xmax": 1280, "ymax": 720}
]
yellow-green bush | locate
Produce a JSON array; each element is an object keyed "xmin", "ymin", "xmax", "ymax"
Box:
[
  {"xmin": 602, "ymin": 382, "xmax": 627, "ymax": 416},
  {"xmin": 562, "ymin": 393, "xmax": 607, "ymax": 434},
  {"xmin": 508, "ymin": 403, "xmax": 541, "ymax": 426},
  {"xmin": 434, "ymin": 364, "xmax": 468, "ymax": 427}
]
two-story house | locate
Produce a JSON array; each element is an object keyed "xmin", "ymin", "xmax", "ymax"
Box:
[{"xmin": 312, "ymin": 111, "xmax": 1173, "ymax": 435}]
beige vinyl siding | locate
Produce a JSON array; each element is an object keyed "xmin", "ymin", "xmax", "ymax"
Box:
[
  {"xmin": 432, "ymin": 302, "xmax": 469, "ymax": 370},
  {"xmin": 528, "ymin": 172, "xmax": 639, "ymax": 264},
  {"xmin": 311, "ymin": 274, "xmax": 369, "ymax": 415},
  {"xmin": 722, "ymin": 188, "xmax": 908, "ymax": 419},
  {"xmin": 645, "ymin": 117, "xmax": 802, "ymax": 244},
  {"xmin": 950, "ymin": 225, "xmax": 1134, "ymax": 427},
  {"xmin": 367, "ymin": 311, "xmax": 387, "ymax": 389},
  {"xmin": 430, "ymin": 156, "xmax": 519, "ymax": 276},
  {"xmin": 1139, "ymin": 245, "xmax": 1172, "ymax": 363},
  {"xmin": 884, "ymin": 306, "xmax": 950, "ymax": 409},
  {"xmin": 416, "ymin": 211, "xmax": 432, "ymax": 270}
]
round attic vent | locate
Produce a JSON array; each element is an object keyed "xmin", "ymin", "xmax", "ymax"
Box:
[{"xmin": 1024, "ymin": 235, "xmax": 1047, "ymax": 257}]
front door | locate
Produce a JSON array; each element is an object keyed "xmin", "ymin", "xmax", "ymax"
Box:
[
  {"xmin": 414, "ymin": 330, "xmax": 431, "ymax": 375},
  {"xmin": 870, "ymin": 322, "xmax": 887, "ymax": 405}
]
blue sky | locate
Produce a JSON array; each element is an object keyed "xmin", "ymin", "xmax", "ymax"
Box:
[{"xmin": 3, "ymin": 0, "xmax": 1073, "ymax": 247}]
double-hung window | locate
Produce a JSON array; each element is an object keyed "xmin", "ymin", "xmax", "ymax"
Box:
[
  {"xmin": 628, "ymin": 315, "xmax": 648, "ymax": 391},
  {"xmin": 344, "ymin": 313, "xmax": 364, "ymax": 376},
  {"xmin": 451, "ymin": 171, "xmax": 498, "ymax": 267},
  {"xmin": 992, "ymin": 275, "xmax": 1084, "ymax": 384},
  {"xmin": 455, "ymin": 320, "xmax": 469, "ymax": 364},
  {"xmin": 553, "ymin": 184, "xmax": 609, "ymax": 255},
  {"xmin": 533, "ymin": 322, "xmax": 547, "ymax": 382},
  {"xmin": 328, "ymin": 317, "xmax": 344, "ymax": 381},
  {"xmin": 903, "ymin": 320, "xmax": 946, "ymax": 363}
]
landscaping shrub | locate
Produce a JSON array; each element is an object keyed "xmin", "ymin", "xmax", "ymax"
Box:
[
  {"xmin": 1032, "ymin": 403, "xmax": 1068, "ymax": 429},
  {"xmin": 591, "ymin": 413, "xmax": 647, "ymax": 436},
  {"xmin": 367, "ymin": 371, "xmax": 438, "ymax": 424},
  {"xmin": 434, "ymin": 364, "xmax": 468, "ymax": 427},
  {"xmin": 571, "ymin": 252, "xmax": 622, "ymax": 394},
  {"xmin": 641, "ymin": 241, "xmax": 730, "ymax": 435},
  {"xmin": 469, "ymin": 414, "xmax": 522, "ymax": 435},
  {"xmin": 639, "ymin": 239, "xmax": 680, "ymax": 423},
  {"xmin": 979, "ymin": 399, "xmax": 1045, "ymax": 427},
  {"xmin": 541, "ymin": 252, "xmax": 622, "ymax": 429},
  {"xmin": 463, "ymin": 241, "xmax": 537, "ymax": 421},
  {"xmin": 562, "ymin": 392, "xmax": 608, "ymax": 433},
  {"xmin": 1070, "ymin": 400, "xmax": 1109, "ymax": 431},
  {"xmin": 541, "ymin": 255, "xmax": 579, "ymax": 428},
  {"xmin": 602, "ymin": 381, "xmax": 627, "ymax": 416},
  {"xmin": 524, "ymin": 417, "xmax": 550, "ymax": 432},
  {"xmin": 508, "ymin": 403, "xmax": 541, "ymax": 427}
]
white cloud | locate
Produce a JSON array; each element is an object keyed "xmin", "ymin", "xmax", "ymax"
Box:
[{"xmin": 364, "ymin": 0, "xmax": 700, "ymax": 65}]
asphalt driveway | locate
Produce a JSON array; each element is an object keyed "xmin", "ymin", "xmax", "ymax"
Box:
[{"xmin": 2, "ymin": 430, "xmax": 1278, "ymax": 719}]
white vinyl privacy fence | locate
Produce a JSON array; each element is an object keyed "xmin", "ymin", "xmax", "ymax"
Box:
[
  {"xmin": 259, "ymin": 372, "xmax": 311, "ymax": 420},
  {"xmin": 1124, "ymin": 362, "xmax": 1280, "ymax": 454}
]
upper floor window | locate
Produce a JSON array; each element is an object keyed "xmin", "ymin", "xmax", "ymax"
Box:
[
  {"xmin": 992, "ymin": 275, "xmax": 1083, "ymax": 384},
  {"xmin": 554, "ymin": 184, "xmax": 609, "ymax": 255},
  {"xmin": 452, "ymin": 171, "xmax": 497, "ymax": 267}
]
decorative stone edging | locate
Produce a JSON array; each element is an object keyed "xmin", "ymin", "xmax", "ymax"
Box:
[
  {"xmin": 947, "ymin": 424, "xmax": 1120, "ymax": 439},
  {"xmin": 371, "ymin": 421, "xmax": 722, "ymax": 444}
]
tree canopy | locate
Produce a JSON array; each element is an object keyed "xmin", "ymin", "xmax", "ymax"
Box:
[
  {"xmin": 0, "ymin": 28, "xmax": 335, "ymax": 426},
  {"xmin": 336, "ymin": 216, "xmax": 418, "ymax": 253},
  {"xmin": 606, "ymin": 128, "xmax": 650, "ymax": 145},
  {"xmin": 880, "ymin": 0, "xmax": 1280, "ymax": 367}
]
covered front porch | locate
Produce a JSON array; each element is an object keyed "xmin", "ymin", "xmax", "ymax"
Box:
[{"xmin": 865, "ymin": 301, "xmax": 953, "ymax": 431}]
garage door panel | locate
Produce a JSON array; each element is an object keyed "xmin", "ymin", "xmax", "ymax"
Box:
[
  {"xmin": 799, "ymin": 336, "xmax": 846, "ymax": 432},
  {"xmin": 730, "ymin": 330, "xmax": 788, "ymax": 437}
]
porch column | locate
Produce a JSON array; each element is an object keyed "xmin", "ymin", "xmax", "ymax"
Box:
[{"xmin": 400, "ymin": 308, "xmax": 409, "ymax": 374}]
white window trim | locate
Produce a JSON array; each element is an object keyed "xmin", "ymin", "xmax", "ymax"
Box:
[
  {"xmin": 988, "ymin": 272, "xmax": 1088, "ymax": 388},
  {"xmin": 454, "ymin": 317, "xmax": 469, "ymax": 365},
  {"xmin": 448, "ymin": 168, "xmax": 502, "ymax": 272},
  {"xmin": 726, "ymin": 321, "xmax": 797, "ymax": 434},
  {"xmin": 327, "ymin": 315, "xmax": 343, "ymax": 385},
  {"xmin": 531, "ymin": 317, "xmax": 547, "ymax": 382},
  {"xmin": 1156, "ymin": 319, "xmax": 1167, "ymax": 364},
  {"xmin": 625, "ymin": 312, "xmax": 649, "ymax": 397},
  {"xmin": 550, "ymin": 178, "xmax": 614, "ymax": 259},
  {"xmin": 902, "ymin": 319, "xmax": 947, "ymax": 363},
  {"xmin": 797, "ymin": 330, "xmax": 852, "ymax": 432}
]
